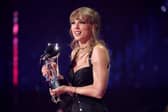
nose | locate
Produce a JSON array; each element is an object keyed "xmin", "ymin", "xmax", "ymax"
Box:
[{"xmin": 74, "ymin": 22, "xmax": 79, "ymax": 29}]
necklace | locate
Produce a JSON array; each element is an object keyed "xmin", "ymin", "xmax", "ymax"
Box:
[
  {"xmin": 77, "ymin": 47, "xmax": 89, "ymax": 60},
  {"xmin": 79, "ymin": 46, "xmax": 88, "ymax": 50}
]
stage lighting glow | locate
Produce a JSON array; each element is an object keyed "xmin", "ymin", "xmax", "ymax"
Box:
[
  {"xmin": 161, "ymin": 0, "xmax": 168, "ymax": 13},
  {"xmin": 13, "ymin": 10, "xmax": 19, "ymax": 87},
  {"xmin": 161, "ymin": 5, "xmax": 167, "ymax": 12}
]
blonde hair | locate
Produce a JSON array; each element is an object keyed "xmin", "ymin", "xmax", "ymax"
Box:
[{"xmin": 69, "ymin": 7, "xmax": 103, "ymax": 49}]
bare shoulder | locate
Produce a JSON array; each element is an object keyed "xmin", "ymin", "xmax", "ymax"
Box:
[
  {"xmin": 93, "ymin": 44, "xmax": 108, "ymax": 53},
  {"xmin": 92, "ymin": 44, "xmax": 110, "ymax": 63},
  {"xmin": 93, "ymin": 44, "xmax": 108, "ymax": 55}
]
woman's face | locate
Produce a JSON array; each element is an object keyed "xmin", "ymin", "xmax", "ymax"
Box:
[{"xmin": 70, "ymin": 18, "xmax": 92, "ymax": 43}]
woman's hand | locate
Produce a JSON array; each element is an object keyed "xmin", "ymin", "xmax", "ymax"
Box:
[
  {"xmin": 41, "ymin": 62, "xmax": 64, "ymax": 80},
  {"xmin": 49, "ymin": 86, "xmax": 76, "ymax": 96},
  {"xmin": 49, "ymin": 86, "xmax": 67, "ymax": 96},
  {"xmin": 41, "ymin": 64, "xmax": 50, "ymax": 78}
]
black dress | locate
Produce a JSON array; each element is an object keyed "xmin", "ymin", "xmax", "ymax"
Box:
[{"xmin": 67, "ymin": 50, "xmax": 108, "ymax": 112}]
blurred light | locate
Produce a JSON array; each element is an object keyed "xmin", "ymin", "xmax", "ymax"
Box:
[
  {"xmin": 55, "ymin": 43, "xmax": 59, "ymax": 51},
  {"xmin": 161, "ymin": 5, "xmax": 167, "ymax": 13},
  {"xmin": 161, "ymin": 0, "xmax": 168, "ymax": 13},
  {"xmin": 13, "ymin": 10, "xmax": 19, "ymax": 87}
]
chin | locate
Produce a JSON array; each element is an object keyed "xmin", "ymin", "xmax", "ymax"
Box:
[{"xmin": 74, "ymin": 37, "xmax": 82, "ymax": 41}]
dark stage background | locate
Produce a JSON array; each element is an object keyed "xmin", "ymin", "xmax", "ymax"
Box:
[{"xmin": 0, "ymin": 0, "xmax": 168, "ymax": 112}]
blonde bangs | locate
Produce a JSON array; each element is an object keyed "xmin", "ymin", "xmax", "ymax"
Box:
[{"xmin": 69, "ymin": 8, "xmax": 94, "ymax": 24}]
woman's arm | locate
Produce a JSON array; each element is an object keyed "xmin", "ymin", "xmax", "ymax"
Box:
[{"xmin": 73, "ymin": 44, "xmax": 110, "ymax": 99}]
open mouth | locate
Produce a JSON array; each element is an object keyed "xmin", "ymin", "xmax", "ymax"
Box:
[{"xmin": 74, "ymin": 31, "xmax": 81, "ymax": 36}]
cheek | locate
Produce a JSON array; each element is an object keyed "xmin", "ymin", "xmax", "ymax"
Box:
[
  {"xmin": 70, "ymin": 26, "xmax": 73, "ymax": 31},
  {"xmin": 83, "ymin": 27, "xmax": 92, "ymax": 35},
  {"xmin": 70, "ymin": 28, "xmax": 75, "ymax": 35},
  {"xmin": 69, "ymin": 28, "xmax": 73, "ymax": 34}
]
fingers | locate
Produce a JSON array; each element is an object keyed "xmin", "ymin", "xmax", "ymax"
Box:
[
  {"xmin": 41, "ymin": 65, "xmax": 49, "ymax": 77},
  {"xmin": 41, "ymin": 62, "xmax": 57, "ymax": 77},
  {"xmin": 57, "ymin": 75, "xmax": 64, "ymax": 80},
  {"xmin": 41, "ymin": 62, "xmax": 64, "ymax": 81},
  {"xmin": 50, "ymin": 62, "xmax": 57, "ymax": 70},
  {"xmin": 50, "ymin": 88, "xmax": 59, "ymax": 96},
  {"xmin": 49, "ymin": 86, "xmax": 66, "ymax": 96},
  {"xmin": 49, "ymin": 88, "xmax": 55, "ymax": 96}
]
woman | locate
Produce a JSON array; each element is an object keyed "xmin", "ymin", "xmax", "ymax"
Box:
[{"xmin": 42, "ymin": 7, "xmax": 110, "ymax": 112}]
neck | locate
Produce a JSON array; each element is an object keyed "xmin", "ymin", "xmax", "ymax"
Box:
[{"xmin": 78, "ymin": 40, "xmax": 91, "ymax": 49}]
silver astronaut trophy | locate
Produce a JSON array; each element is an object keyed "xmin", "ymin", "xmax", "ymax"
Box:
[{"xmin": 40, "ymin": 43, "xmax": 61, "ymax": 104}]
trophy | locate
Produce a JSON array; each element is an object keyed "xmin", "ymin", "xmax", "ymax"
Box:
[{"xmin": 40, "ymin": 43, "xmax": 62, "ymax": 104}]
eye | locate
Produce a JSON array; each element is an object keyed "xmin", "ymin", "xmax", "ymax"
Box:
[
  {"xmin": 79, "ymin": 21, "xmax": 86, "ymax": 24},
  {"xmin": 71, "ymin": 21, "xmax": 75, "ymax": 24}
]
